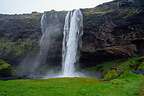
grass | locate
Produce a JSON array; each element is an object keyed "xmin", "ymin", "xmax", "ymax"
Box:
[
  {"xmin": 0, "ymin": 73, "xmax": 143, "ymax": 96},
  {"xmin": 0, "ymin": 57, "xmax": 143, "ymax": 96},
  {"xmin": 83, "ymin": 56, "xmax": 144, "ymax": 80},
  {"xmin": 139, "ymin": 80, "xmax": 144, "ymax": 96}
]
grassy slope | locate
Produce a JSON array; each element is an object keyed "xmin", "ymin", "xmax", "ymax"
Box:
[
  {"xmin": 83, "ymin": 57, "xmax": 144, "ymax": 80},
  {"xmin": 139, "ymin": 80, "xmax": 144, "ymax": 96},
  {"xmin": 0, "ymin": 73, "xmax": 143, "ymax": 96}
]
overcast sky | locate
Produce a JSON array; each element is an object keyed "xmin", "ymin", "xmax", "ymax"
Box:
[{"xmin": 0, "ymin": 0, "xmax": 112, "ymax": 14}]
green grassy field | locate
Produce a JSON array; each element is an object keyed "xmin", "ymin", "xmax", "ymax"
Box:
[{"xmin": 0, "ymin": 73, "xmax": 143, "ymax": 96}]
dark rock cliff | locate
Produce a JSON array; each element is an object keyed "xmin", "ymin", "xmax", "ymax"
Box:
[
  {"xmin": 0, "ymin": 0, "xmax": 144, "ymax": 68},
  {"xmin": 80, "ymin": 0, "xmax": 144, "ymax": 67},
  {"xmin": 0, "ymin": 13, "xmax": 42, "ymax": 40}
]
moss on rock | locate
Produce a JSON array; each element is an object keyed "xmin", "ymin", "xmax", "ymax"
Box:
[{"xmin": 0, "ymin": 59, "xmax": 12, "ymax": 77}]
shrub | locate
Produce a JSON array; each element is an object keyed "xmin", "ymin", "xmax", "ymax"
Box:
[
  {"xmin": 138, "ymin": 62, "xmax": 144, "ymax": 70},
  {"xmin": 0, "ymin": 59, "xmax": 12, "ymax": 77},
  {"xmin": 104, "ymin": 69, "xmax": 119, "ymax": 80}
]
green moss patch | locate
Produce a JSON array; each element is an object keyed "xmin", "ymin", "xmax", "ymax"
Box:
[{"xmin": 0, "ymin": 59, "xmax": 12, "ymax": 77}]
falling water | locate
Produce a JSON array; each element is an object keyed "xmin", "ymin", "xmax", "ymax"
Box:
[
  {"xmin": 17, "ymin": 11, "xmax": 63, "ymax": 77},
  {"xmin": 62, "ymin": 9, "xmax": 83, "ymax": 77},
  {"xmin": 32, "ymin": 11, "xmax": 63, "ymax": 75},
  {"xmin": 17, "ymin": 10, "xmax": 83, "ymax": 78}
]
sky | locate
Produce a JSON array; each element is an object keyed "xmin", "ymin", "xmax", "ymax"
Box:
[{"xmin": 0, "ymin": 0, "xmax": 112, "ymax": 14}]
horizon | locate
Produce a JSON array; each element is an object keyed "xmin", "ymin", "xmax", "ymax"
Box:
[{"xmin": 0, "ymin": 0, "xmax": 112, "ymax": 14}]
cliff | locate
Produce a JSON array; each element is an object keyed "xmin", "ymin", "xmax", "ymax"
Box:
[
  {"xmin": 80, "ymin": 1, "xmax": 144, "ymax": 67},
  {"xmin": 0, "ymin": 0, "xmax": 144, "ymax": 68}
]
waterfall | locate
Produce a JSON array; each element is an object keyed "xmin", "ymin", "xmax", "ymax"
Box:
[
  {"xmin": 33, "ymin": 11, "xmax": 63, "ymax": 75},
  {"xmin": 62, "ymin": 9, "xmax": 83, "ymax": 77},
  {"xmin": 17, "ymin": 11, "xmax": 63, "ymax": 78},
  {"xmin": 17, "ymin": 10, "xmax": 83, "ymax": 78}
]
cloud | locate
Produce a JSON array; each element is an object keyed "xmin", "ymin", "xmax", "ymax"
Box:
[{"xmin": 0, "ymin": 0, "xmax": 112, "ymax": 14}]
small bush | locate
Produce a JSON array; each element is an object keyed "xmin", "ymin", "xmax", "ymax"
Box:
[
  {"xmin": 0, "ymin": 59, "xmax": 12, "ymax": 77},
  {"xmin": 104, "ymin": 69, "xmax": 119, "ymax": 80},
  {"xmin": 138, "ymin": 62, "xmax": 144, "ymax": 70}
]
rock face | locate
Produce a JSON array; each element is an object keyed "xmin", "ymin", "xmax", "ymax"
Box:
[
  {"xmin": 80, "ymin": 1, "xmax": 144, "ymax": 67},
  {"xmin": 0, "ymin": 0, "xmax": 144, "ymax": 68},
  {"xmin": 0, "ymin": 13, "xmax": 42, "ymax": 41},
  {"xmin": 0, "ymin": 13, "xmax": 42, "ymax": 66}
]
